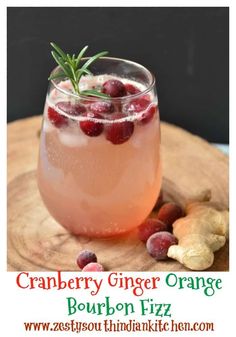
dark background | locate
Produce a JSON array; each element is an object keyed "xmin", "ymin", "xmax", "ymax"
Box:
[{"xmin": 7, "ymin": 7, "xmax": 229, "ymax": 143}]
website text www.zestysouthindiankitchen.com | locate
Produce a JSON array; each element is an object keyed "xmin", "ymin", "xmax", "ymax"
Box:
[{"xmin": 23, "ymin": 319, "xmax": 214, "ymax": 333}]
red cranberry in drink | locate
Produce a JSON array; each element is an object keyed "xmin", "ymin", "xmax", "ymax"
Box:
[
  {"xmin": 82, "ymin": 262, "xmax": 104, "ymax": 272},
  {"xmin": 125, "ymin": 83, "xmax": 141, "ymax": 95},
  {"xmin": 105, "ymin": 113, "xmax": 134, "ymax": 145},
  {"xmin": 47, "ymin": 107, "xmax": 68, "ymax": 128},
  {"xmin": 139, "ymin": 105, "xmax": 157, "ymax": 124},
  {"xmin": 146, "ymin": 231, "xmax": 178, "ymax": 260},
  {"xmin": 102, "ymin": 79, "xmax": 127, "ymax": 97},
  {"xmin": 127, "ymin": 97, "xmax": 151, "ymax": 113},
  {"xmin": 56, "ymin": 101, "xmax": 86, "ymax": 115},
  {"xmin": 80, "ymin": 112, "xmax": 104, "ymax": 137},
  {"xmin": 89, "ymin": 101, "xmax": 115, "ymax": 114},
  {"xmin": 76, "ymin": 250, "xmax": 97, "ymax": 269},
  {"xmin": 138, "ymin": 218, "xmax": 168, "ymax": 243}
]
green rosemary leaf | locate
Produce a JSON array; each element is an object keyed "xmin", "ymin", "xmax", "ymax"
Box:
[
  {"xmin": 50, "ymin": 42, "xmax": 67, "ymax": 60},
  {"xmin": 51, "ymin": 51, "xmax": 71, "ymax": 78},
  {"xmin": 72, "ymin": 54, "xmax": 76, "ymax": 67},
  {"xmin": 65, "ymin": 61, "xmax": 76, "ymax": 76},
  {"xmin": 81, "ymin": 89, "xmax": 110, "ymax": 98},
  {"xmin": 75, "ymin": 68, "xmax": 92, "ymax": 81},
  {"xmin": 77, "ymin": 51, "xmax": 108, "ymax": 83},
  {"xmin": 48, "ymin": 71, "xmax": 65, "ymax": 80},
  {"xmin": 70, "ymin": 66, "xmax": 77, "ymax": 81},
  {"xmin": 51, "ymin": 51, "xmax": 67, "ymax": 73},
  {"xmin": 81, "ymin": 51, "xmax": 108, "ymax": 70},
  {"xmin": 66, "ymin": 54, "xmax": 76, "ymax": 69},
  {"xmin": 66, "ymin": 54, "xmax": 72, "ymax": 63},
  {"xmin": 71, "ymin": 79, "xmax": 79, "ymax": 93},
  {"xmin": 49, "ymin": 42, "xmax": 109, "ymax": 97},
  {"xmin": 82, "ymin": 68, "xmax": 92, "ymax": 76},
  {"xmin": 75, "ymin": 45, "xmax": 89, "ymax": 68}
]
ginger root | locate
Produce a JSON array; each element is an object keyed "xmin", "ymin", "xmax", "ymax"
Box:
[{"xmin": 167, "ymin": 194, "xmax": 229, "ymax": 271}]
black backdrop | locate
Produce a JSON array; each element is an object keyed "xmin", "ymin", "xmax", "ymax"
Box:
[{"xmin": 7, "ymin": 7, "xmax": 229, "ymax": 143}]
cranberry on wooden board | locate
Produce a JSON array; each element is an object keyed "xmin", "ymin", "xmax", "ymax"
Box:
[
  {"xmin": 138, "ymin": 218, "xmax": 168, "ymax": 243},
  {"xmin": 146, "ymin": 231, "xmax": 178, "ymax": 260},
  {"xmin": 157, "ymin": 202, "xmax": 183, "ymax": 230},
  {"xmin": 76, "ymin": 250, "xmax": 97, "ymax": 269},
  {"xmin": 82, "ymin": 262, "xmax": 104, "ymax": 272}
]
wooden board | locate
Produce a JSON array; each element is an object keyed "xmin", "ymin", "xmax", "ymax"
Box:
[{"xmin": 7, "ymin": 116, "xmax": 229, "ymax": 271}]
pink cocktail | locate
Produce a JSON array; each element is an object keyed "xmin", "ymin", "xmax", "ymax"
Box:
[{"xmin": 38, "ymin": 56, "xmax": 161, "ymax": 237}]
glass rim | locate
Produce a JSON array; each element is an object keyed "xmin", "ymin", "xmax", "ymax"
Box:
[{"xmin": 50, "ymin": 56, "xmax": 156, "ymax": 102}]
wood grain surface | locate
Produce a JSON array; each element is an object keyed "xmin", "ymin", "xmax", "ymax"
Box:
[{"xmin": 7, "ymin": 116, "xmax": 229, "ymax": 271}]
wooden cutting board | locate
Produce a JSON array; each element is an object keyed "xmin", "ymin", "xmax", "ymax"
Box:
[{"xmin": 7, "ymin": 116, "xmax": 229, "ymax": 271}]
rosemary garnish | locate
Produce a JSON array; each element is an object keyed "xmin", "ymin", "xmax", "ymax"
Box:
[{"xmin": 48, "ymin": 42, "xmax": 109, "ymax": 98}]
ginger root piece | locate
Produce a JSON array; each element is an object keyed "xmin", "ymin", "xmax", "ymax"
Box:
[{"xmin": 167, "ymin": 196, "xmax": 229, "ymax": 270}]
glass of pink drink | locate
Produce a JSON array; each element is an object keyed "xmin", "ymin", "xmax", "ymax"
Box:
[{"xmin": 38, "ymin": 57, "xmax": 161, "ymax": 237}]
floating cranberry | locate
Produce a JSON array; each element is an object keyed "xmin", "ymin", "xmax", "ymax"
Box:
[
  {"xmin": 80, "ymin": 112, "xmax": 104, "ymax": 137},
  {"xmin": 105, "ymin": 113, "xmax": 134, "ymax": 145},
  {"xmin": 140, "ymin": 105, "xmax": 157, "ymax": 124},
  {"xmin": 82, "ymin": 262, "xmax": 104, "ymax": 272},
  {"xmin": 102, "ymin": 79, "xmax": 127, "ymax": 97},
  {"xmin": 146, "ymin": 231, "xmax": 178, "ymax": 260},
  {"xmin": 125, "ymin": 83, "xmax": 141, "ymax": 95},
  {"xmin": 138, "ymin": 218, "xmax": 168, "ymax": 243},
  {"xmin": 56, "ymin": 101, "xmax": 86, "ymax": 115},
  {"xmin": 47, "ymin": 106, "xmax": 68, "ymax": 128},
  {"xmin": 89, "ymin": 101, "xmax": 115, "ymax": 114},
  {"xmin": 76, "ymin": 250, "xmax": 97, "ymax": 269},
  {"xmin": 126, "ymin": 97, "xmax": 151, "ymax": 113}
]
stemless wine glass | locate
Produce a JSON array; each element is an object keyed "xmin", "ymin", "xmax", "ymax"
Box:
[{"xmin": 37, "ymin": 57, "xmax": 161, "ymax": 237}]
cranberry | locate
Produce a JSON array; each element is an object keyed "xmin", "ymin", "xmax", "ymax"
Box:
[
  {"xmin": 89, "ymin": 101, "xmax": 115, "ymax": 114},
  {"xmin": 146, "ymin": 231, "xmax": 178, "ymax": 260},
  {"xmin": 138, "ymin": 218, "xmax": 168, "ymax": 243},
  {"xmin": 157, "ymin": 202, "xmax": 183, "ymax": 231},
  {"xmin": 105, "ymin": 113, "xmax": 134, "ymax": 144},
  {"xmin": 82, "ymin": 262, "xmax": 104, "ymax": 272},
  {"xmin": 126, "ymin": 97, "xmax": 151, "ymax": 113},
  {"xmin": 80, "ymin": 112, "xmax": 104, "ymax": 137},
  {"xmin": 102, "ymin": 79, "xmax": 127, "ymax": 97},
  {"xmin": 76, "ymin": 250, "xmax": 97, "ymax": 269},
  {"xmin": 47, "ymin": 106, "xmax": 68, "ymax": 128},
  {"xmin": 125, "ymin": 83, "xmax": 141, "ymax": 95},
  {"xmin": 139, "ymin": 105, "xmax": 157, "ymax": 124},
  {"xmin": 56, "ymin": 101, "xmax": 86, "ymax": 115}
]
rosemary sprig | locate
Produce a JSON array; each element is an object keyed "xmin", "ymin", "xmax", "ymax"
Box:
[{"xmin": 48, "ymin": 42, "xmax": 109, "ymax": 98}]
